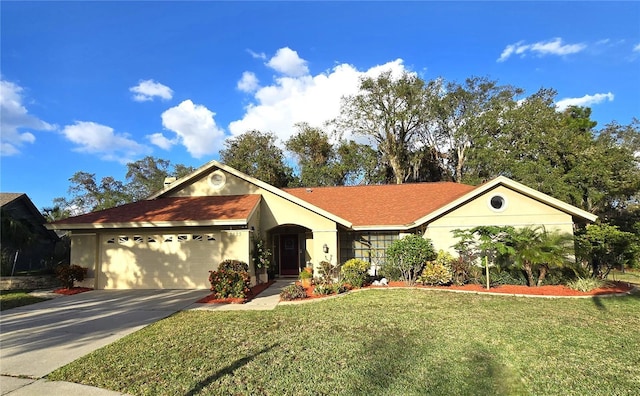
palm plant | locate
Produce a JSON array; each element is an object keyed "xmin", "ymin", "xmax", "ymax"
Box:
[{"xmin": 509, "ymin": 226, "xmax": 574, "ymax": 286}]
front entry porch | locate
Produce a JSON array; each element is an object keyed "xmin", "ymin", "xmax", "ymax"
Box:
[{"xmin": 269, "ymin": 225, "xmax": 311, "ymax": 277}]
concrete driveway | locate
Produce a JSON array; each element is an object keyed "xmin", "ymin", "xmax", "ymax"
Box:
[{"xmin": 0, "ymin": 289, "xmax": 207, "ymax": 379}]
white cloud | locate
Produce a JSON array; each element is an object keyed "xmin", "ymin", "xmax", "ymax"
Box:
[
  {"xmin": 237, "ymin": 71, "xmax": 260, "ymax": 93},
  {"xmin": 555, "ymin": 92, "xmax": 614, "ymax": 111},
  {"xmin": 230, "ymin": 52, "xmax": 408, "ymax": 145},
  {"xmin": 61, "ymin": 121, "xmax": 150, "ymax": 163},
  {"xmin": 129, "ymin": 79, "xmax": 173, "ymax": 102},
  {"xmin": 498, "ymin": 38, "xmax": 586, "ymax": 62},
  {"xmin": 146, "ymin": 132, "xmax": 177, "ymax": 150},
  {"xmin": 159, "ymin": 99, "xmax": 225, "ymax": 158},
  {"xmin": 266, "ymin": 47, "xmax": 309, "ymax": 77},
  {"xmin": 634, "ymin": 43, "xmax": 640, "ymax": 52},
  {"xmin": 0, "ymin": 79, "xmax": 56, "ymax": 156},
  {"xmin": 247, "ymin": 49, "xmax": 267, "ymax": 60}
]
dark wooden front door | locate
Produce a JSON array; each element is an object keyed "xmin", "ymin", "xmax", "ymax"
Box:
[{"xmin": 280, "ymin": 234, "xmax": 299, "ymax": 276}]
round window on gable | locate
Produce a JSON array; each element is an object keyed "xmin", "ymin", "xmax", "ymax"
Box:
[
  {"xmin": 208, "ymin": 170, "xmax": 226, "ymax": 190},
  {"xmin": 488, "ymin": 194, "xmax": 507, "ymax": 212}
]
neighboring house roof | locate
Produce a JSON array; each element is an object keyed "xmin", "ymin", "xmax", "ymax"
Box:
[
  {"xmin": 0, "ymin": 193, "xmax": 25, "ymax": 207},
  {"xmin": 48, "ymin": 195, "xmax": 261, "ymax": 230},
  {"xmin": 1, "ymin": 192, "xmax": 59, "ymax": 241},
  {"xmin": 285, "ymin": 182, "xmax": 476, "ymax": 229}
]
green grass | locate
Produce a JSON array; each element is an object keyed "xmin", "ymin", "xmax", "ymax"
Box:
[
  {"xmin": 0, "ymin": 289, "xmax": 49, "ymax": 311},
  {"xmin": 48, "ymin": 290, "xmax": 640, "ymax": 395}
]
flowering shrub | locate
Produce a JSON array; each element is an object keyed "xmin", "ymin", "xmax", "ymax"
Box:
[
  {"xmin": 341, "ymin": 258, "xmax": 370, "ymax": 288},
  {"xmin": 208, "ymin": 268, "xmax": 250, "ymax": 299},
  {"xmin": 218, "ymin": 259, "xmax": 249, "ymax": 272},
  {"xmin": 55, "ymin": 264, "xmax": 88, "ymax": 289},
  {"xmin": 279, "ymin": 284, "xmax": 307, "ymax": 301}
]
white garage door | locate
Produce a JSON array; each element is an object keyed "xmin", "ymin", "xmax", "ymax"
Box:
[{"xmin": 100, "ymin": 232, "xmax": 221, "ymax": 289}]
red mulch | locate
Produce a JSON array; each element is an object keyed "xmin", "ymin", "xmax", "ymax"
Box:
[
  {"xmin": 289, "ymin": 281, "xmax": 634, "ymax": 301},
  {"xmin": 197, "ymin": 280, "xmax": 275, "ymax": 304},
  {"xmin": 370, "ymin": 281, "xmax": 634, "ymax": 296},
  {"xmin": 53, "ymin": 287, "xmax": 93, "ymax": 295}
]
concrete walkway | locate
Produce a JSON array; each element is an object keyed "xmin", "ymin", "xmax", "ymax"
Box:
[
  {"xmin": 187, "ymin": 279, "xmax": 293, "ymax": 311},
  {"xmin": 0, "ymin": 281, "xmax": 292, "ymax": 395}
]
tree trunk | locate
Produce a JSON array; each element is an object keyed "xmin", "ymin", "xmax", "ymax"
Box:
[
  {"xmin": 536, "ymin": 265, "xmax": 548, "ymax": 287},
  {"xmin": 523, "ymin": 262, "xmax": 535, "ymax": 287}
]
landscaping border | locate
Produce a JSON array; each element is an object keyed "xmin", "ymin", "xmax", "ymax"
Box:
[{"xmin": 278, "ymin": 283, "xmax": 638, "ymax": 305}]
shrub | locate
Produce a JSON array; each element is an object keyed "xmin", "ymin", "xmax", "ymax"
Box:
[
  {"xmin": 485, "ymin": 270, "xmax": 527, "ymax": 286},
  {"xmin": 218, "ymin": 259, "xmax": 249, "ymax": 272},
  {"xmin": 450, "ymin": 257, "xmax": 471, "ymax": 285},
  {"xmin": 418, "ymin": 250, "xmax": 454, "ymax": 286},
  {"xmin": 386, "ymin": 235, "xmax": 436, "ymax": 285},
  {"xmin": 378, "ymin": 261, "xmax": 402, "ymax": 281},
  {"xmin": 567, "ymin": 277, "xmax": 606, "ymax": 292},
  {"xmin": 418, "ymin": 262, "xmax": 452, "ymax": 286},
  {"xmin": 341, "ymin": 258, "xmax": 370, "ymax": 288},
  {"xmin": 313, "ymin": 282, "xmax": 348, "ymax": 296},
  {"xmin": 208, "ymin": 268, "xmax": 250, "ymax": 299},
  {"xmin": 317, "ymin": 261, "xmax": 341, "ymax": 285},
  {"xmin": 279, "ymin": 284, "xmax": 307, "ymax": 301},
  {"xmin": 55, "ymin": 264, "xmax": 88, "ymax": 289}
]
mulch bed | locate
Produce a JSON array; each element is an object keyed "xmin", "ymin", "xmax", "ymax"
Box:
[
  {"xmin": 291, "ymin": 280, "xmax": 634, "ymax": 301},
  {"xmin": 197, "ymin": 280, "xmax": 275, "ymax": 304},
  {"xmin": 54, "ymin": 287, "xmax": 94, "ymax": 295}
]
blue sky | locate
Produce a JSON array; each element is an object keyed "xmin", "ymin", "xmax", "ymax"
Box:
[{"xmin": 2, "ymin": 1, "xmax": 639, "ymax": 211}]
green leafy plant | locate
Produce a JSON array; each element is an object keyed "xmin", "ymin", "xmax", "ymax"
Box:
[
  {"xmin": 312, "ymin": 282, "xmax": 347, "ymax": 296},
  {"xmin": 385, "ymin": 234, "xmax": 436, "ymax": 285},
  {"xmin": 252, "ymin": 237, "xmax": 272, "ymax": 272},
  {"xmin": 378, "ymin": 260, "xmax": 401, "ymax": 281},
  {"xmin": 55, "ymin": 264, "xmax": 88, "ymax": 289},
  {"xmin": 567, "ymin": 277, "xmax": 606, "ymax": 292},
  {"xmin": 279, "ymin": 284, "xmax": 307, "ymax": 301},
  {"xmin": 299, "ymin": 269, "xmax": 313, "ymax": 280},
  {"xmin": 341, "ymin": 258, "xmax": 370, "ymax": 287}
]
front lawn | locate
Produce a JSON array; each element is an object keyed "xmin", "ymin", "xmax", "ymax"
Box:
[
  {"xmin": 0, "ymin": 289, "xmax": 50, "ymax": 311},
  {"xmin": 48, "ymin": 289, "xmax": 640, "ymax": 395}
]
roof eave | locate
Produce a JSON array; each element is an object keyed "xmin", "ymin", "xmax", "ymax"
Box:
[{"xmin": 46, "ymin": 219, "xmax": 248, "ymax": 231}]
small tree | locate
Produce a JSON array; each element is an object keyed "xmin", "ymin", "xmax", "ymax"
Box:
[
  {"xmin": 452, "ymin": 226, "xmax": 515, "ymax": 289},
  {"xmin": 385, "ymin": 234, "xmax": 436, "ymax": 285},
  {"xmin": 575, "ymin": 223, "xmax": 639, "ymax": 279}
]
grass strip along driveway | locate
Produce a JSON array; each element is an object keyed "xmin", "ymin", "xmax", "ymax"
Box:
[
  {"xmin": 49, "ymin": 289, "xmax": 640, "ymax": 395},
  {"xmin": 0, "ymin": 290, "xmax": 49, "ymax": 311}
]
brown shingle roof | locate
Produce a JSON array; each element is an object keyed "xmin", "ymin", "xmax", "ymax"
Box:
[
  {"xmin": 0, "ymin": 193, "xmax": 25, "ymax": 207},
  {"xmin": 285, "ymin": 182, "xmax": 476, "ymax": 227},
  {"xmin": 51, "ymin": 195, "xmax": 261, "ymax": 225}
]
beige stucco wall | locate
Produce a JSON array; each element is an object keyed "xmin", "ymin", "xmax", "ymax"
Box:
[
  {"xmin": 70, "ymin": 233, "xmax": 97, "ymax": 288},
  {"xmin": 168, "ymin": 167, "xmax": 340, "ymax": 271},
  {"xmin": 424, "ymin": 186, "xmax": 575, "ymax": 255}
]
